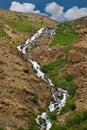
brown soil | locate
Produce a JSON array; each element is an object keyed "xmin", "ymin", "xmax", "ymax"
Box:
[
  {"xmin": 0, "ymin": 38, "xmax": 51, "ymax": 130},
  {"xmin": 0, "ymin": 8, "xmax": 87, "ymax": 129}
]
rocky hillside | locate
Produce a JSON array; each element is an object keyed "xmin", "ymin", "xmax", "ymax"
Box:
[
  {"xmin": 0, "ymin": 8, "xmax": 87, "ymax": 130},
  {"xmin": 0, "ymin": 9, "xmax": 57, "ymax": 130}
]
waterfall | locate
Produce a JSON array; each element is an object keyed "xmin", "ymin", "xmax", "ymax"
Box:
[{"xmin": 17, "ymin": 27, "xmax": 67, "ymax": 130}]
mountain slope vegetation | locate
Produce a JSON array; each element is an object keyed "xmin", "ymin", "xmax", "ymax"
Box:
[{"xmin": 0, "ymin": 9, "xmax": 87, "ymax": 130}]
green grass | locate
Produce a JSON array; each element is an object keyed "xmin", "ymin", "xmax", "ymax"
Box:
[
  {"xmin": 66, "ymin": 110, "xmax": 87, "ymax": 128},
  {"xmin": 41, "ymin": 57, "xmax": 66, "ymax": 77},
  {"xmin": 60, "ymin": 96, "xmax": 76, "ymax": 114},
  {"xmin": 47, "ymin": 110, "xmax": 58, "ymax": 121},
  {"xmin": 50, "ymin": 124, "xmax": 68, "ymax": 130},
  {"xmin": 0, "ymin": 29, "xmax": 6, "ymax": 37},
  {"xmin": 24, "ymin": 113, "xmax": 39, "ymax": 130},
  {"xmin": 0, "ymin": 29, "xmax": 11, "ymax": 41},
  {"xmin": 7, "ymin": 20, "xmax": 47, "ymax": 33},
  {"xmin": 41, "ymin": 56, "xmax": 78, "ymax": 97},
  {"xmin": 50, "ymin": 111, "xmax": 87, "ymax": 130},
  {"xmin": 70, "ymin": 120, "xmax": 87, "ymax": 130},
  {"xmin": 51, "ymin": 76, "xmax": 78, "ymax": 97},
  {"xmin": 49, "ymin": 22, "xmax": 78, "ymax": 47}
]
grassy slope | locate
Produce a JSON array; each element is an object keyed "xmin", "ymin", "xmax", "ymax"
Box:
[
  {"xmin": 49, "ymin": 21, "xmax": 78, "ymax": 47},
  {"xmin": 41, "ymin": 22, "xmax": 83, "ymax": 130},
  {"xmin": 50, "ymin": 110, "xmax": 87, "ymax": 130},
  {"xmin": 0, "ymin": 19, "xmax": 48, "ymax": 46},
  {"xmin": 6, "ymin": 20, "xmax": 47, "ymax": 33},
  {"xmin": 1, "ymin": 19, "xmax": 78, "ymax": 129}
]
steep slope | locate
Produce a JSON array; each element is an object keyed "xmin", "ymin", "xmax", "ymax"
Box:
[
  {"xmin": 0, "ymin": 8, "xmax": 87, "ymax": 130},
  {"xmin": 0, "ymin": 8, "xmax": 57, "ymax": 46},
  {"xmin": 0, "ymin": 9, "xmax": 58, "ymax": 130},
  {"xmin": 39, "ymin": 17, "xmax": 87, "ymax": 129},
  {"xmin": 66, "ymin": 18, "xmax": 87, "ymax": 111},
  {"xmin": 0, "ymin": 37, "xmax": 52, "ymax": 130}
]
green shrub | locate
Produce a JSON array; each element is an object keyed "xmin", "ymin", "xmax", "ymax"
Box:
[
  {"xmin": 51, "ymin": 76, "xmax": 78, "ymax": 97},
  {"xmin": 67, "ymin": 82, "xmax": 78, "ymax": 97},
  {"xmin": 66, "ymin": 114, "xmax": 83, "ymax": 127},
  {"xmin": 66, "ymin": 111, "xmax": 87, "ymax": 128},
  {"xmin": 73, "ymin": 120, "xmax": 87, "ymax": 130},
  {"xmin": 50, "ymin": 124, "xmax": 68, "ymax": 130},
  {"xmin": 65, "ymin": 74, "xmax": 74, "ymax": 82},
  {"xmin": 60, "ymin": 96, "xmax": 76, "ymax": 114},
  {"xmin": 38, "ymin": 107, "xmax": 44, "ymax": 113},
  {"xmin": 47, "ymin": 110, "xmax": 57, "ymax": 121},
  {"xmin": 83, "ymin": 110, "xmax": 87, "ymax": 120},
  {"xmin": 45, "ymin": 96, "xmax": 52, "ymax": 106},
  {"xmin": 24, "ymin": 113, "xmax": 39, "ymax": 130},
  {"xmin": 0, "ymin": 128, "xmax": 4, "ymax": 130},
  {"xmin": 0, "ymin": 29, "xmax": 6, "ymax": 37}
]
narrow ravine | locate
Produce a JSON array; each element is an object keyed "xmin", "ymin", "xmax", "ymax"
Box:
[{"xmin": 17, "ymin": 27, "xmax": 67, "ymax": 130}]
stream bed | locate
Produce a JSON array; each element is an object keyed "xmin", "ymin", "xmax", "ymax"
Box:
[{"xmin": 17, "ymin": 27, "xmax": 67, "ymax": 130}]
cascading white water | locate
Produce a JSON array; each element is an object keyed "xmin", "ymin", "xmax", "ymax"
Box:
[{"xmin": 17, "ymin": 27, "xmax": 67, "ymax": 130}]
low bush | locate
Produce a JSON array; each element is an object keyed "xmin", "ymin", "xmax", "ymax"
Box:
[
  {"xmin": 66, "ymin": 114, "xmax": 83, "ymax": 127},
  {"xmin": 51, "ymin": 76, "xmax": 78, "ymax": 97},
  {"xmin": 67, "ymin": 82, "xmax": 78, "ymax": 97},
  {"xmin": 66, "ymin": 110, "xmax": 87, "ymax": 128},
  {"xmin": 47, "ymin": 110, "xmax": 58, "ymax": 121},
  {"xmin": 65, "ymin": 74, "xmax": 74, "ymax": 82},
  {"xmin": 72, "ymin": 120, "xmax": 87, "ymax": 130},
  {"xmin": 60, "ymin": 96, "xmax": 76, "ymax": 114},
  {"xmin": 50, "ymin": 124, "xmax": 68, "ymax": 130}
]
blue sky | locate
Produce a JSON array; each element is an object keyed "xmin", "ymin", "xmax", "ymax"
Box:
[{"xmin": 0, "ymin": 0, "xmax": 87, "ymax": 22}]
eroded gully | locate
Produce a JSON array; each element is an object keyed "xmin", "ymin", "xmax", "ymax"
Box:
[{"xmin": 17, "ymin": 27, "xmax": 67, "ymax": 130}]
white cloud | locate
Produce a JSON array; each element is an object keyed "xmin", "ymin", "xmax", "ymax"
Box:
[
  {"xmin": 65, "ymin": 6, "xmax": 87, "ymax": 21},
  {"xmin": 45, "ymin": 2, "xmax": 87, "ymax": 22},
  {"xmin": 45, "ymin": 2, "xmax": 66, "ymax": 22},
  {"xmin": 9, "ymin": 1, "xmax": 40, "ymax": 13},
  {"xmin": 9, "ymin": 1, "xmax": 87, "ymax": 22}
]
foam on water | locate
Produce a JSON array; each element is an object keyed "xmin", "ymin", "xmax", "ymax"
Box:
[{"xmin": 17, "ymin": 27, "xmax": 67, "ymax": 130}]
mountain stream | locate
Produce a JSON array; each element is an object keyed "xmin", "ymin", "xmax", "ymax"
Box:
[{"xmin": 17, "ymin": 27, "xmax": 67, "ymax": 130}]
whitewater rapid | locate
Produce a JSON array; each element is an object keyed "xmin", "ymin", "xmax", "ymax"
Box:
[{"xmin": 17, "ymin": 27, "xmax": 67, "ymax": 130}]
